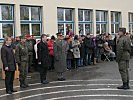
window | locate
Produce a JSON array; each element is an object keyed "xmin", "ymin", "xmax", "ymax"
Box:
[
  {"xmin": 111, "ymin": 12, "xmax": 121, "ymax": 34},
  {"xmin": 20, "ymin": 6, "xmax": 42, "ymax": 36},
  {"xmin": 96, "ymin": 11, "xmax": 108, "ymax": 34},
  {"xmin": 57, "ymin": 8, "xmax": 74, "ymax": 35},
  {"xmin": 0, "ymin": 5, "xmax": 14, "ymax": 38},
  {"xmin": 78, "ymin": 9, "xmax": 92, "ymax": 35},
  {"xmin": 129, "ymin": 13, "xmax": 133, "ymax": 34}
]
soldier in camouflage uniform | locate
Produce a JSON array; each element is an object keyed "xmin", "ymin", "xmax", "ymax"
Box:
[
  {"xmin": 116, "ymin": 28, "xmax": 131, "ymax": 90},
  {"xmin": 15, "ymin": 36, "xmax": 29, "ymax": 88},
  {"xmin": 26, "ymin": 34, "xmax": 34, "ymax": 72}
]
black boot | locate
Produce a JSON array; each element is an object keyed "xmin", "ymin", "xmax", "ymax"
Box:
[
  {"xmin": 127, "ymin": 80, "xmax": 130, "ymax": 89},
  {"xmin": 117, "ymin": 82, "xmax": 129, "ymax": 90},
  {"xmin": 20, "ymin": 80, "xmax": 27, "ymax": 88}
]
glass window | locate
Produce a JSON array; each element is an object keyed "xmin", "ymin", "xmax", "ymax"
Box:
[
  {"xmin": 58, "ymin": 24, "xmax": 64, "ymax": 34},
  {"xmin": 96, "ymin": 24, "xmax": 100, "ymax": 34},
  {"xmin": 57, "ymin": 8, "xmax": 74, "ymax": 35},
  {"xmin": 79, "ymin": 24, "xmax": 84, "ymax": 35},
  {"xmin": 0, "ymin": 5, "xmax": 14, "ymax": 38},
  {"xmin": 85, "ymin": 24, "xmax": 91, "ymax": 34},
  {"xmin": 20, "ymin": 6, "xmax": 29, "ymax": 20},
  {"xmin": 57, "ymin": 9, "xmax": 64, "ymax": 21},
  {"xmin": 84, "ymin": 10, "xmax": 91, "ymax": 21},
  {"xmin": 31, "ymin": 7, "xmax": 40, "ymax": 21},
  {"xmin": 111, "ymin": 12, "xmax": 121, "ymax": 34},
  {"xmin": 96, "ymin": 11, "xmax": 108, "ymax": 34},
  {"xmin": 20, "ymin": 6, "xmax": 42, "ymax": 36},
  {"xmin": 78, "ymin": 10, "xmax": 83, "ymax": 21},
  {"xmin": 78, "ymin": 9, "xmax": 92, "ymax": 35},
  {"xmin": 1, "ymin": 5, "xmax": 13, "ymax": 20},
  {"xmin": 65, "ymin": 9, "xmax": 73, "ymax": 21},
  {"xmin": 21, "ymin": 24, "xmax": 29, "ymax": 35},
  {"xmin": 2, "ymin": 24, "xmax": 13, "ymax": 37},
  {"xmin": 32, "ymin": 24, "xmax": 40, "ymax": 36}
]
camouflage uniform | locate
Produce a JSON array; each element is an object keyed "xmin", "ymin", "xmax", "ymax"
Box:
[
  {"xmin": 116, "ymin": 32, "xmax": 131, "ymax": 89},
  {"xmin": 15, "ymin": 42, "xmax": 29, "ymax": 88}
]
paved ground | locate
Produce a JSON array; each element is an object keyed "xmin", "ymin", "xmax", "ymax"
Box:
[{"xmin": 0, "ymin": 59, "xmax": 133, "ymax": 100}]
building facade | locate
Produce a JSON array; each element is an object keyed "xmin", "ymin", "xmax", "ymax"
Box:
[{"xmin": 0, "ymin": 0, "xmax": 133, "ymax": 68}]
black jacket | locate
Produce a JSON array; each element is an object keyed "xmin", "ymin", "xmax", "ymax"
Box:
[
  {"xmin": 84, "ymin": 37, "xmax": 93, "ymax": 54},
  {"xmin": 1, "ymin": 45, "xmax": 16, "ymax": 71},
  {"xmin": 37, "ymin": 41, "xmax": 50, "ymax": 68}
]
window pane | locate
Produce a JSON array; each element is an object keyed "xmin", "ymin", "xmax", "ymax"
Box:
[
  {"xmin": 57, "ymin": 9, "xmax": 64, "ymax": 21},
  {"xmin": 58, "ymin": 24, "xmax": 64, "ymax": 34},
  {"xmin": 31, "ymin": 7, "xmax": 41, "ymax": 20},
  {"xmin": 66, "ymin": 24, "xmax": 73, "ymax": 35},
  {"xmin": 115, "ymin": 24, "xmax": 119, "ymax": 33},
  {"xmin": 115, "ymin": 13, "xmax": 120, "ymax": 22},
  {"xmin": 101, "ymin": 24, "xmax": 106, "ymax": 33},
  {"xmin": 79, "ymin": 24, "xmax": 84, "ymax": 35},
  {"xmin": 96, "ymin": 11, "xmax": 100, "ymax": 21},
  {"xmin": 85, "ymin": 24, "xmax": 91, "ymax": 34},
  {"xmin": 65, "ymin": 9, "xmax": 73, "ymax": 21},
  {"xmin": 2, "ymin": 24, "xmax": 13, "ymax": 37},
  {"xmin": 1, "ymin": 5, "xmax": 13, "ymax": 20},
  {"xmin": 84, "ymin": 10, "xmax": 91, "ymax": 21},
  {"xmin": 101, "ymin": 11, "xmax": 107, "ymax": 21},
  {"xmin": 78, "ymin": 10, "xmax": 83, "ymax": 21},
  {"xmin": 21, "ymin": 24, "xmax": 29, "ymax": 35},
  {"xmin": 111, "ymin": 24, "xmax": 114, "ymax": 33},
  {"xmin": 111, "ymin": 12, "xmax": 114, "ymax": 22},
  {"xmin": 96, "ymin": 24, "xmax": 100, "ymax": 34},
  {"xmin": 20, "ymin": 6, "xmax": 29, "ymax": 20},
  {"xmin": 32, "ymin": 24, "xmax": 40, "ymax": 36}
]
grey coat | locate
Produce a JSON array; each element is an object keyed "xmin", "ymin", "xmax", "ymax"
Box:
[
  {"xmin": 72, "ymin": 40, "xmax": 81, "ymax": 59},
  {"xmin": 54, "ymin": 40, "xmax": 68, "ymax": 73}
]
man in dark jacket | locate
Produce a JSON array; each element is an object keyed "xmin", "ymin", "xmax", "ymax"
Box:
[
  {"xmin": 84, "ymin": 33, "xmax": 94, "ymax": 66},
  {"xmin": 1, "ymin": 37, "xmax": 17, "ymax": 94},
  {"xmin": 37, "ymin": 34, "xmax": 50, "ymax": 84}
]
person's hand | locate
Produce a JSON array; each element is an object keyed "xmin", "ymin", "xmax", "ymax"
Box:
[
  {"xmin": 5, "ymin": 67, "xmax": 9, "ymax": 71},
  {"xmin": 38, "ymin": 62, "xmax": 41, "ymax": 64}
]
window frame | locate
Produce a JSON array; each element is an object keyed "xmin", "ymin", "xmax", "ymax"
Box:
[
  {"xmin": 111, "ymin": 11, "xmax": 121, "ymax": 34},
  {"xmin": 0, "ymin": 4, "xmax": 14, "ymax": 39},
  {"xmin": 57, "ymin": 8, "xmax": 74, "ymax": 35},
  {"xmin": 78, "ymin": 9, "xmax": 93, "ymax": 35},
  {"xmin": 20, "ymin": 5, "xmax": 42, "ymax": 36},
  {"xmin": 96, "ymin": 10, "xmax": 108, "ymax": 34}
]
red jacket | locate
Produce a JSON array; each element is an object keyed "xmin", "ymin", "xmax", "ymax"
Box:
[{"xmin": 47, "ymin": 40, "xmax": 54, "ymax": 56}]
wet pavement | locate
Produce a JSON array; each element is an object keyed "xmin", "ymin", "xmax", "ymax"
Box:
[{"xmin": 0, "ymin": 59, "xmax": 133, "ymax": 100}]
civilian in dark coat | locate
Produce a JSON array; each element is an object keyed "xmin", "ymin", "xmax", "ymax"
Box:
[
  {"xmin": 79, "ymin": 35, "xmax": 85, "ymax": 66},
  {"xmin": 37, "ymin": 34, "xmax": 50, "ymax": 84},
  {"xmin": 84, "ymin": 33, "xmax": 94, "ymax": 65},
  {"xmin": 1, "ymin": 37, "xmax": 17, "ymax": 94}
]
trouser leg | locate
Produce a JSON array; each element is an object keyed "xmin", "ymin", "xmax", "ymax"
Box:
[{"xmin": 5, "ymin": 71, "xmax": 12, "ymax": 92}]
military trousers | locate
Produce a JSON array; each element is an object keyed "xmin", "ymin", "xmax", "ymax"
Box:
[
  {"xmin": 18, "ymin": 62, "xmax": 28, "ymax": 84},
  {"xmin": 118, "ymin": 60, "xmax": 129, "ymax": 83}
]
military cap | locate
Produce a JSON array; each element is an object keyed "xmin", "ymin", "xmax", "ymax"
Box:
[
  {"xmin": 56, "ymin": 32, "xmax": 63, "ymax": 36},
  {"xmin": 119, "ymin": 27, "xmax": 126, "ymax": 34}
]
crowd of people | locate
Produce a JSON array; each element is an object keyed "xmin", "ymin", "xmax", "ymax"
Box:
[{"xmin": 1, "ymin": 28, "xmax": 133, "ymax": 94}]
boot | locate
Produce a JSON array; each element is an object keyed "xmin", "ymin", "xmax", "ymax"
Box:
[
  {"xmin": 127, "ymin": 80, "xmax": 130, "ymax": 89},
  {"xmin": 117, "ymin": 82, "xmax": 129, "ymax": 90},
  {"xmin": 23, "ymin": 79, "xmax": 29, "ymax": 87},
  {"xmin": 20, "ymin": 80, "xmax": 27, "ymax": 88}
]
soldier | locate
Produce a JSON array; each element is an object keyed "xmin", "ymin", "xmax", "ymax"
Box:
[
  {"xmin": 116, "ymin": 28, "xmax": 131, "ymax": 90},
  {"xmin": 54, "ymin": 33, "xmax": 68, "ymax": 81},
  {"xmin": 15, "ymin": 36, "xmax": 29, "ymax": 88},
  {"xmin": 26, "ymin": 34, "xmax": 34, "ymax": 72}
]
